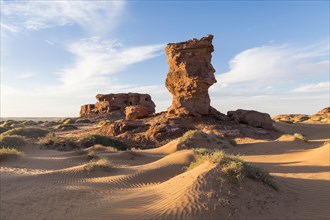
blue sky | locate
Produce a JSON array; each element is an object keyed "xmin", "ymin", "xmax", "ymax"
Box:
[{"xmin": 1, "ymin": 0, "xmax": 329, "ymax": 117}]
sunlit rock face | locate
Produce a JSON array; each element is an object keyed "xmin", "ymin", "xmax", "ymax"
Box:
[
  {"xmin": 80, "ymin": 93, "xmax": 155, "ymax": 117},
  {"xmin": 165, "ymin": 34, "xmax": 217, "ymax": 117}
]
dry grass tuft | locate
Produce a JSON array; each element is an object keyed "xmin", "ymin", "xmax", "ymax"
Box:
[
  {"xmin": 2, "ymin": 127, "xmax": 49, "ymax": 138},
  {"xmin": 84, "ymin": 158, "xmax": 111, "ymax": 172},
  {"xmin": 0, "ymin": 147, "xmax": 24, "ymax": 160},
  {"xmin": 0, "ymin": 135, "xmax": 26, "ymax": 147},
  {"xmin": 187, "ymin": 148, "xmax": 278, "ymax": 190}
]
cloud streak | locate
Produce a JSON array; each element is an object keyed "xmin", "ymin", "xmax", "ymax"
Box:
[
  {"xmin": 1, "ymin": 1, "xmax": 125, "ymax": 34},
  {"xmin": 57, "ymin": 37, "xmax": 164, "ymax": 95}
]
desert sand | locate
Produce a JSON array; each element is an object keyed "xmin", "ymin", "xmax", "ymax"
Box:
[{"xmin": 1, "ymin": 121, "xmax": 329, "ymax": 220}]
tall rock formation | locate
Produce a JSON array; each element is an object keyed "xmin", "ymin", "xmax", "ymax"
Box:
[{"xmin": 165, "ymin": 34, "xmax": 217, "ymax": 116}]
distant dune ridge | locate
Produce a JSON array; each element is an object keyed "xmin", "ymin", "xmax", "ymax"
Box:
[{"xmin": 1, "ymin": 35, "xmax": 329, "ymax": 219}]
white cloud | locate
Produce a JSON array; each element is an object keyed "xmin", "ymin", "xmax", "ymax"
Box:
[
  {"xmin": 45, "ymin": 40, "xmax": 55, "ymax": 46},
  {"xmin": 216, "ymin": 41, "xmax": 329, "ymax": 86},
  {"xmin": 209, "ymin": 40, "xmax": 329, "ymax": 115},
  {"xmin": 57, "ymin": 37, "xmax": 165, "ymax": 94},
  {"xmin": 16, "ymin": 72, "xmax": 35, "ymax": 79},
  {"xmin": 0, "ymin": 22, "xmax": 18, "ymax": 32},
  {"xmin": 1, "ymin": 1, "xmax": 125, "ymax": 34},
  {"xmin": 293, "ymin": 82, "xmax": 330, "ymax": 93}
]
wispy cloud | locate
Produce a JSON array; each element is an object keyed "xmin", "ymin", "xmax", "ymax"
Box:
[
  {"xmin": 1, "ymin": 1, "xmax": 125, "ymax": 34},
  {"xmin": 57, "ymin": 37, "xmax": 164, "ymax": 94},
  {"xmin": 0, "ymin": 22, "xmax": 18, "ymax": 32},
  {"xmin": 45, "ymin": 40, "xmax": 55, "ymax": 46},
  {"xmin": 210, "ymin": 40, "xmax": 329, "ymax": 114},
  {"xmin": 216, "ymin": 40, "xmax": 329, "ymax": 86},
  {"xmin": 293, "ymin": 82, "xmax": 330, "ymax": 93}
]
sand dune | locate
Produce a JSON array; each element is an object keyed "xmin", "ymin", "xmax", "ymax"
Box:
[{"xmin": 1, "ymin": 122, "xmax": 329, "ymax": 219}]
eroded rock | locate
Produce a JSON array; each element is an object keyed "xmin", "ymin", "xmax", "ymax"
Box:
[
  {"xmin": 125, "ymin": 105, "xmax": 150, "ymax": 120},
  {"xmin": 80, "ymin": 93, "xmax": 156, "ymax": 118},
  {"xmin": 228, "ymin": 109, "xmax": 273, "ymax": 130},
  {"xmin": 165, "ymin": 34, "xmax": 217, "ymax": 116}
]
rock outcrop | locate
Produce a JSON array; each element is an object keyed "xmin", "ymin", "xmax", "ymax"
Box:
[
  {"xmin": 125, "ymin": 105, "xmax": 150, "ymax": 120},
  {"xmin": 316, "ymin": 107, "xmax": 330, "ymax": 115},
  {"xmin": 228, "ymin": 109, "xmax": 273, "ymax": 130},
  {"xmin": 80, "ymin": 93, "xmax": 156, "ymax": 118},
  {"xmin": 165, "ymin": 34, "xmax": 217, "ymax": 116}
]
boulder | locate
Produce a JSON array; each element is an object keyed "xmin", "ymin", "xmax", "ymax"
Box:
[
  {"xmin": 227, "ymin": 109, "xmax": 273, "ymax": 130},
  {"xmin": 125, "ymin": 105, "xmax": 150, "ymax": 120},
  {"xmin": 165, "ymin": 34, "xmax": 217, "ymax": 116}
]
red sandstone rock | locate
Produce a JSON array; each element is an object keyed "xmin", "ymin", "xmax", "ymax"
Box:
[
  {"xmin": 227, "ymin": 109, "xmax": 273, "ymax": 130},
  {"xmin": 80, "ymin": 93, "xmax": 155, "ymax": 117},
  {"xmin": 125, "ymin": 105, "xmax": 150, "ymax": 120},
  {"xmin": 165, "ymin": 34, "xmax": 217, "ymax": 116}
]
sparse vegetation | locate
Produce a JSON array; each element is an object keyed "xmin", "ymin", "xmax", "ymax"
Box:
[
  {"xmin": 0, "ymin": 147, "xmax": 24, "ymax": 160},
  {"xmin": 84, "ymin": 158, "xmax": 111, "ymax": 172},
  {"xmin": 294, "ymin": 133, "xmax": 308, "ymax": 142},
  {"xmin": 62, "ymin": 118, "xmax": 76, "ymax": 125},
  {"xmin": 53, "ymin": 124, "xmax": 78, "ymax": 131},
  {"xmin": 0, "ymin": 135, "xmax": 26, "ymax": 147},
  {"xmin": 0, "ymin": 127, "xmax": 8, "ymax": 134},
  {"xmin": 75, "ymin": 118, "xmax": 91, "ymax": 123},
  {"xmin": 38, "ymin": 133, "xmax": 62, "ymax": 146},
  {"xmin": 177, "ymin": 130, "xmax": 234, "ymax": 149},
  {"xmin": 187, "ymin": 148, "xmax": 278, "ymax": 190},
  {"xmin": 22, "ymin": 120, "xmax": 38, "ymax": 126},
  {"xmin": 2, "ymin": 127, "xmax": 49, "ymax": 138},
  {"xmin": 90, "ymin": 144, "xmax": 118, "ymax": 152},
  {"xmin": 97, "ymin": 120, "xmax": 112, "ymax": 127},
  {"xmin": 78, "ymin": 134, "xmax": 128, "ymax": 150}
]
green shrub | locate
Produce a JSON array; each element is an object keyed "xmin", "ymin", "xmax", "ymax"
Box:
[
  {"xmin": 62, "ymin": 118, "xmax": 76, "ymax": 124},
  {"xmin": 38, "ymin": 133, "xmax": 61, "ymax": 146},
  {"xmin": 75, "ymin": 118, "xmax": 91, "ymax": 123},
  {"xmin": 0, "ymin": 147, "xmax": 24, "ymax": 160},
  {"xmin": 84, "ymin": 158, "xmax": 111, "ymax": 172},
  {"xmin": 187, "ymin": 148, "xmax": 278, "ymax": 190},
  {"xmin": 0, "ymin": 135, "xmax": 26, "ymax": 147},
  {"xmin": 53, "ymin": 124, "xmax": 78, "ymax": 131},
  {"xmin": 78, "ymin": 134, "xmax": 128, "ymax": 150},
  {"xmin": 2, "ymin": 127, "xmax": 49, "ymax": 138},
  {"xmin": 97, "ymin": 120, "xmax": 111, "ymax": 127}
]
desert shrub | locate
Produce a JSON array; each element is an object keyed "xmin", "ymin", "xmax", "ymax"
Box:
[
  {"xmin": 187, "ymin": 148, "xmax": 278, "ymax": 190},
  {"xmin": 0, "ymin": 127, "xmax": 8, "ymax": 134},
  {"xmin": 0, "ymin": 135, "xmax": 26, "ymax": 147},
  {"xmin": 0, "ymin": 147, "xmax": 24, "ymax": 160},
  {"xmin": 78, "ymin": 134, "xmax": 128, "ymax": 150},
  {"xmin": 2, "ymin": 127, "xmax": 49, "ymax": 138},
  {"xmin": 75, "ymin": 118, "xmax": 91, "ymax": 123},
  {"xmin": 177, "ymin": 130, "xmax": 227, "ymax": 150},
  {"xmin": 294, "ymin": 133, "xmax": 308, "ymax": 142},
  {"xmin": 62, "ymin": 118, "xmax": 76, "ymax": 125},
  {"xmin": 97, "ymin": 120, "xmax": 112, "ymax": 127},
  {"xmin": 90, "ymin": 144, "xmax": 118, "ymax": 152},
  {"xmin": 38, "ymin": 133, "xmax": 62, "ymax": 146},
  {"xmin": 22, "ymin": 120, "xmax": 38, "ymax": 126},
  {"xmin": 38, "ymin": 133, "xmax": 79, "ymax": 151},
  {"xmin": 53, "ymin": 124, "xmax": 78, "ymax": 131},
  {"xmin": 84, "ymin": 158, "xmax": 111, "ymax": 172}
]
